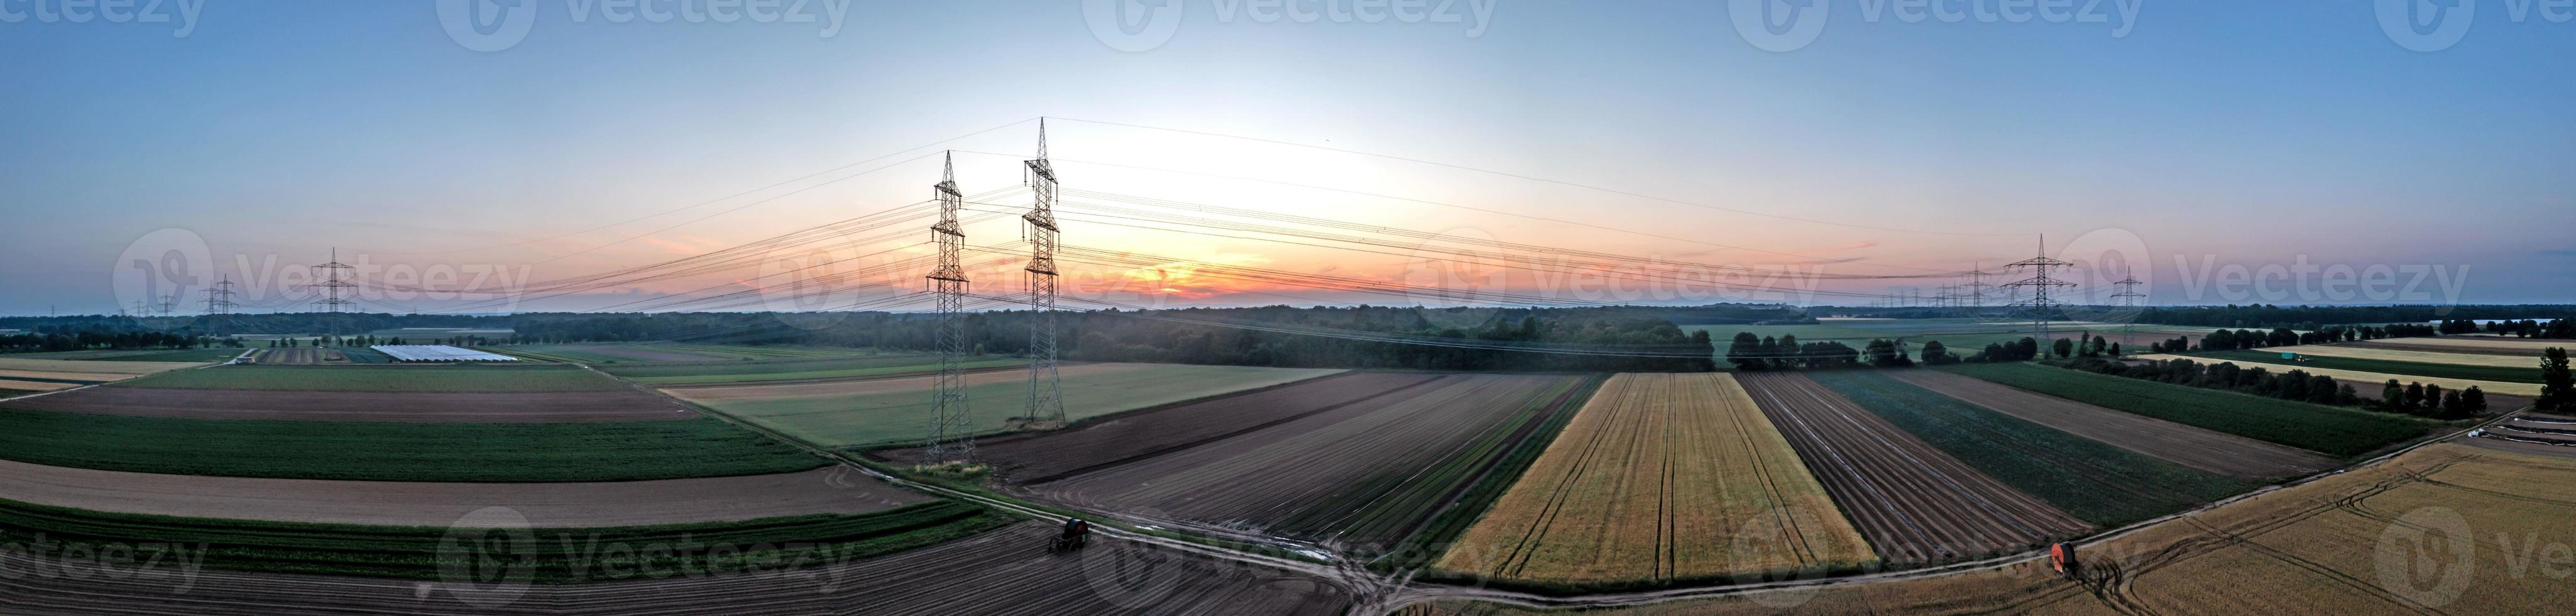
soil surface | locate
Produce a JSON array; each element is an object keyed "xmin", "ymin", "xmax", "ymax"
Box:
[
  {"xmin": 1735, "ymin": 372, "xmax": 2090, "ymax": 565},
  {"xmin": 0, "ymin": 461, "xmax": 923, "ymax": 527},
  {"xmin": 2, "ymin": 387, "xmax": 696, "ymax": 422}
]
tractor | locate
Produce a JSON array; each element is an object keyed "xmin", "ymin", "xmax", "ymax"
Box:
[{"xmin": 1051, "ymin": 518, "xmax": 1092, "ymax": 553}]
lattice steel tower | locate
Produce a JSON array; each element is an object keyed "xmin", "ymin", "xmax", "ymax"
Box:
[
  {"xmin": 924, "ymin": 152, "xmax": 974, "ymax": 462},
  {"xmin": 1022, "ymin": 121, "xmax": 1065, "ymax": 427},
  {"xmin": 204, "ymin": 277, "xmax": 237, "ymax": 316},
  {"xmin": 2112, "ymin": 273, "xmax": 2146, "ymax": 346},
  {"xmin": 1963, "ymin": 262, "xmax": 1995, "ymax": 319},
  {"xmin": 2003, "ymin": 236, "xmax": 2076, "ymax": 351},
  {"xmin": 314, "ymin": 248, "xmax": 356, "ymax": 341}
]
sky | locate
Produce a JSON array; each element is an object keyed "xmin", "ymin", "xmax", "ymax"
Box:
[{"xmin": 1, "ymin": 0, "xmax": 2570, "ymax": 317}]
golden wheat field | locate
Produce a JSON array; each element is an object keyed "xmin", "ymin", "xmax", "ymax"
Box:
[
  {"xmin": 1432, "ymin": 373, "xmax": 1875, "ymax": 585},
  {"xmin": 1405, "ymin": 442, "xmax": 2576, "ymax": 615}
]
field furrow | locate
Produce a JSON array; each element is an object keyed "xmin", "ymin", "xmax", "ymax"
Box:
[
  {"xmin": 1435, "ymin": 373, "xmax": 1875, "ymax": 585},
  {"xmin": 1736, "ymin": 372, "xmax": 2088, "ymax": 564}
]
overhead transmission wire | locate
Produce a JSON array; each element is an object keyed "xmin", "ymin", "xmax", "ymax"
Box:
[
  {"xmin": 950, "ymin": 151, "xmax": 1970, "ymax": 274},
  {"xmin": 1042, "ymin": 117, "xmax": 2024, "ymax": 238},
  {"xmin": 377, "ymin": 118, "xmax": 1041, "ymax": 256}
]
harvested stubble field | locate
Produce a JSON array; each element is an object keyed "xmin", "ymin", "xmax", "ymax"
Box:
[
  {"xmin": 9, "ymin": 347, "xmax": 243, "ymax": 363},
  {"xmin": 508, "ymin": 343, "xmax": 871, "ymax": 364},
  {"xmin": 0, "ymin": 460, "xmax": 923, "ymax": 527},
  {"xmin": 2258, "ymin": 343, "xmax": 2547, "ymax": 368},
  {"xmin": 0, "ymin": 368, "xmax": 143, "ymax": 383},
  {"xmin": 0, "ymin": 497, "xmax": 1012, "ymax": 584},
  {"xmin": 1735, "ymin": 372, "xmax": 2090, "ymax": 564},
  {"xmin": 2138, "ymin": 352, "xmax": 2543, "ymax": 397},
  {"xmin": 0, "ymin": 409, "xmax": 828, "ymax": 482},
  {"xmin": 1401, "ymin": 443, "xmax": 2576, "ymax": 616},
  {"xmin": 1435, "ymin": 373, "xmax": 1875, "ymax": 586},
  {"xmin": 1885, "ymin": 370, "xmax": 2337, "ymax": 478},
  {"xmin": 119, "ymin": 364, "xmax": 627, "ymax": 392},
  {"xmin": 249, "ymin": 347, "xmax": 347, "ymax": 365},
  {"xmin": 1937, "ymin": 362, "xmax": 2431, "ymax": 457},
  {"xmin": 667, "ymin": 363, "xmax": 1343, "ymax": 449},
  {"xmin": 0, "ymin": 380, "xmax": 80, "ymax": 393},
  {"xmin": 2194, "ymin": 348, "xmax": 2545, "ymax": 383},
  {"xmin": 0, "ymin": 356, "xmax": 204, "ymax": 375},
  {"xmin": 1032, "ymin": 374, "xmax": 1599, "ymax": 549},
  {"xmin": 1809, "ymin": 371, "xmax": 2252, "ymax": 527},
  {"xmin": 6, "ymin": 385, "xmax": 694, "ymax": 422},
  {"xmin": 1, "ymin": 520, "xmax": 1352, "ymax": 615},
  {"xmin": 902, "ymin": 371, "xmax": 1450, "ymax": 482},
  {"xmin": 2360, "ymin": 335, "xmax": 2570, "ymax": 353}
]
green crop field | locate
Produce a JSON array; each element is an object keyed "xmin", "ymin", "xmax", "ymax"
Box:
[
  {"xmin": 0, "ymin": 497, "xmax": 1007, "ymax": 583},
  {"xmin": 1937, "ymin": 363, "xmax": 2434, "ymax": 458},
  {"xmin": 113, "ymin": 364, "xmax": 627, "ymax": 392},
  {"xmin": 0, "ymin": 409, "xmax": 827, "ymax": 481},
  {"xmin": 1810, "ymin": 371, "xmax": 2252, "ymax": 527},
  {"xmin": 2189, "ymin": 349, "xmax": 2544, "ymax": 383},
  {"xmin": 679, "ymin": 364, "xmax": 1344, "ymax": 449}
]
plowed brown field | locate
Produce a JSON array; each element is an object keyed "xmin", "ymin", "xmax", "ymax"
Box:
[
  {"xmin": 1031, "ymin": 374, "xmax": 1594, "ymax": 547},
  {"xmin": 0, "ymin": 461, "xmax": 921, "ymax": 527},
  {"xmin": 1735, "ymin": 373, "xmax": 2088, "ymax": 564},
  {"xmin": 3, "ymin": 386, "xmax": 696, "ymax": 422},
  {"xmin": 0, "ymin": 521, "xmax": 1351, "ymax": 615},
  {"xmin": 894, "ymin": 371, "xmax": 1447, "ymax": 481},
  {"xmin": 1884, "ymin": 370, "xmax": 2337, "ymax": 478}
]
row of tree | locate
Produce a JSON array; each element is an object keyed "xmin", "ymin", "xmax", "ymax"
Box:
[
  {"xmin": 0, "ymin": 330, "xmax": 216, "ymax": 353},
  {"xmin": 2059, "ymin": 356, "xmax": 2482, "ymax": 419},
  {"xmin": 2149, "ymin": 324, "xmax": 2435, "ymax": 354},
  {"xmin": 2131, "ymin": 305, "xmax": 2576, "ymax": 329},
  {"xmin": 510, "ymin": 306, "xmax": 1718, "ymax": 372},
  {"xmin": 2484, "ymin": 319, "xmax": 2575, "ymax": 339}
]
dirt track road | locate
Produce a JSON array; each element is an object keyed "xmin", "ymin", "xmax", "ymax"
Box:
[{"xmin": 3, "ymin": 387, "xmax": 696, "ymax": 422}]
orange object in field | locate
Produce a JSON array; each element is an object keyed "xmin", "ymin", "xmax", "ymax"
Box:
[{"xmin": 2051, "ymin": 542, "xmax": 2076, "ymax": 575}]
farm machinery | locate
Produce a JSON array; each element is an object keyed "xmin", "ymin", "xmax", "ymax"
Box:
[{"xmin": 1051, "ymin": 518, "xmax": 1092, "ymax": 553}]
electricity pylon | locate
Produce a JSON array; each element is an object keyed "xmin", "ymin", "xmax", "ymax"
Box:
[
  {"xmin": 1022, "ymin": 121, "xmax": 1065, "ymax": 428},
  {"xmin": 2004, "ymin": 236, "xmax": 2076, "ymax": 353},
  {"xmin": 924, "ymin": 152, "xmax": 974, "ymax": 463}
]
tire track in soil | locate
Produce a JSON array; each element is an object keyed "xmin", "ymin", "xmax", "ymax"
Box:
[
  {"xmin": 1494, "ymin": 378, "xmax": 1630, "ymax": 578},
  {"xmin": 1718, "ymin": 375, "xmax": 1818, "ymax": 566}
]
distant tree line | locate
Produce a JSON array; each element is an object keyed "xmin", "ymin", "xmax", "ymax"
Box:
[
  {"xmin": 2056, "ymin": 356, "xmax": 2482, "ymax": 419},
  {"xmin": 2146, "ymin": 324, "xmax": 2435, "ymax": 354},
  {"xmin": 2482, "ymin": 319, "xmax": 2575, "ymax": 339},
  {"xmin": 2130, "ymin": 305, "xmax": 2576, "ymax": 329},
  {"xmin": 0, "ymin": 330, "xmax": 236, "ymax": 353},
  {"xmin": 510, "ymin": 305, "xmax": 1716, "ymax": 372}
]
